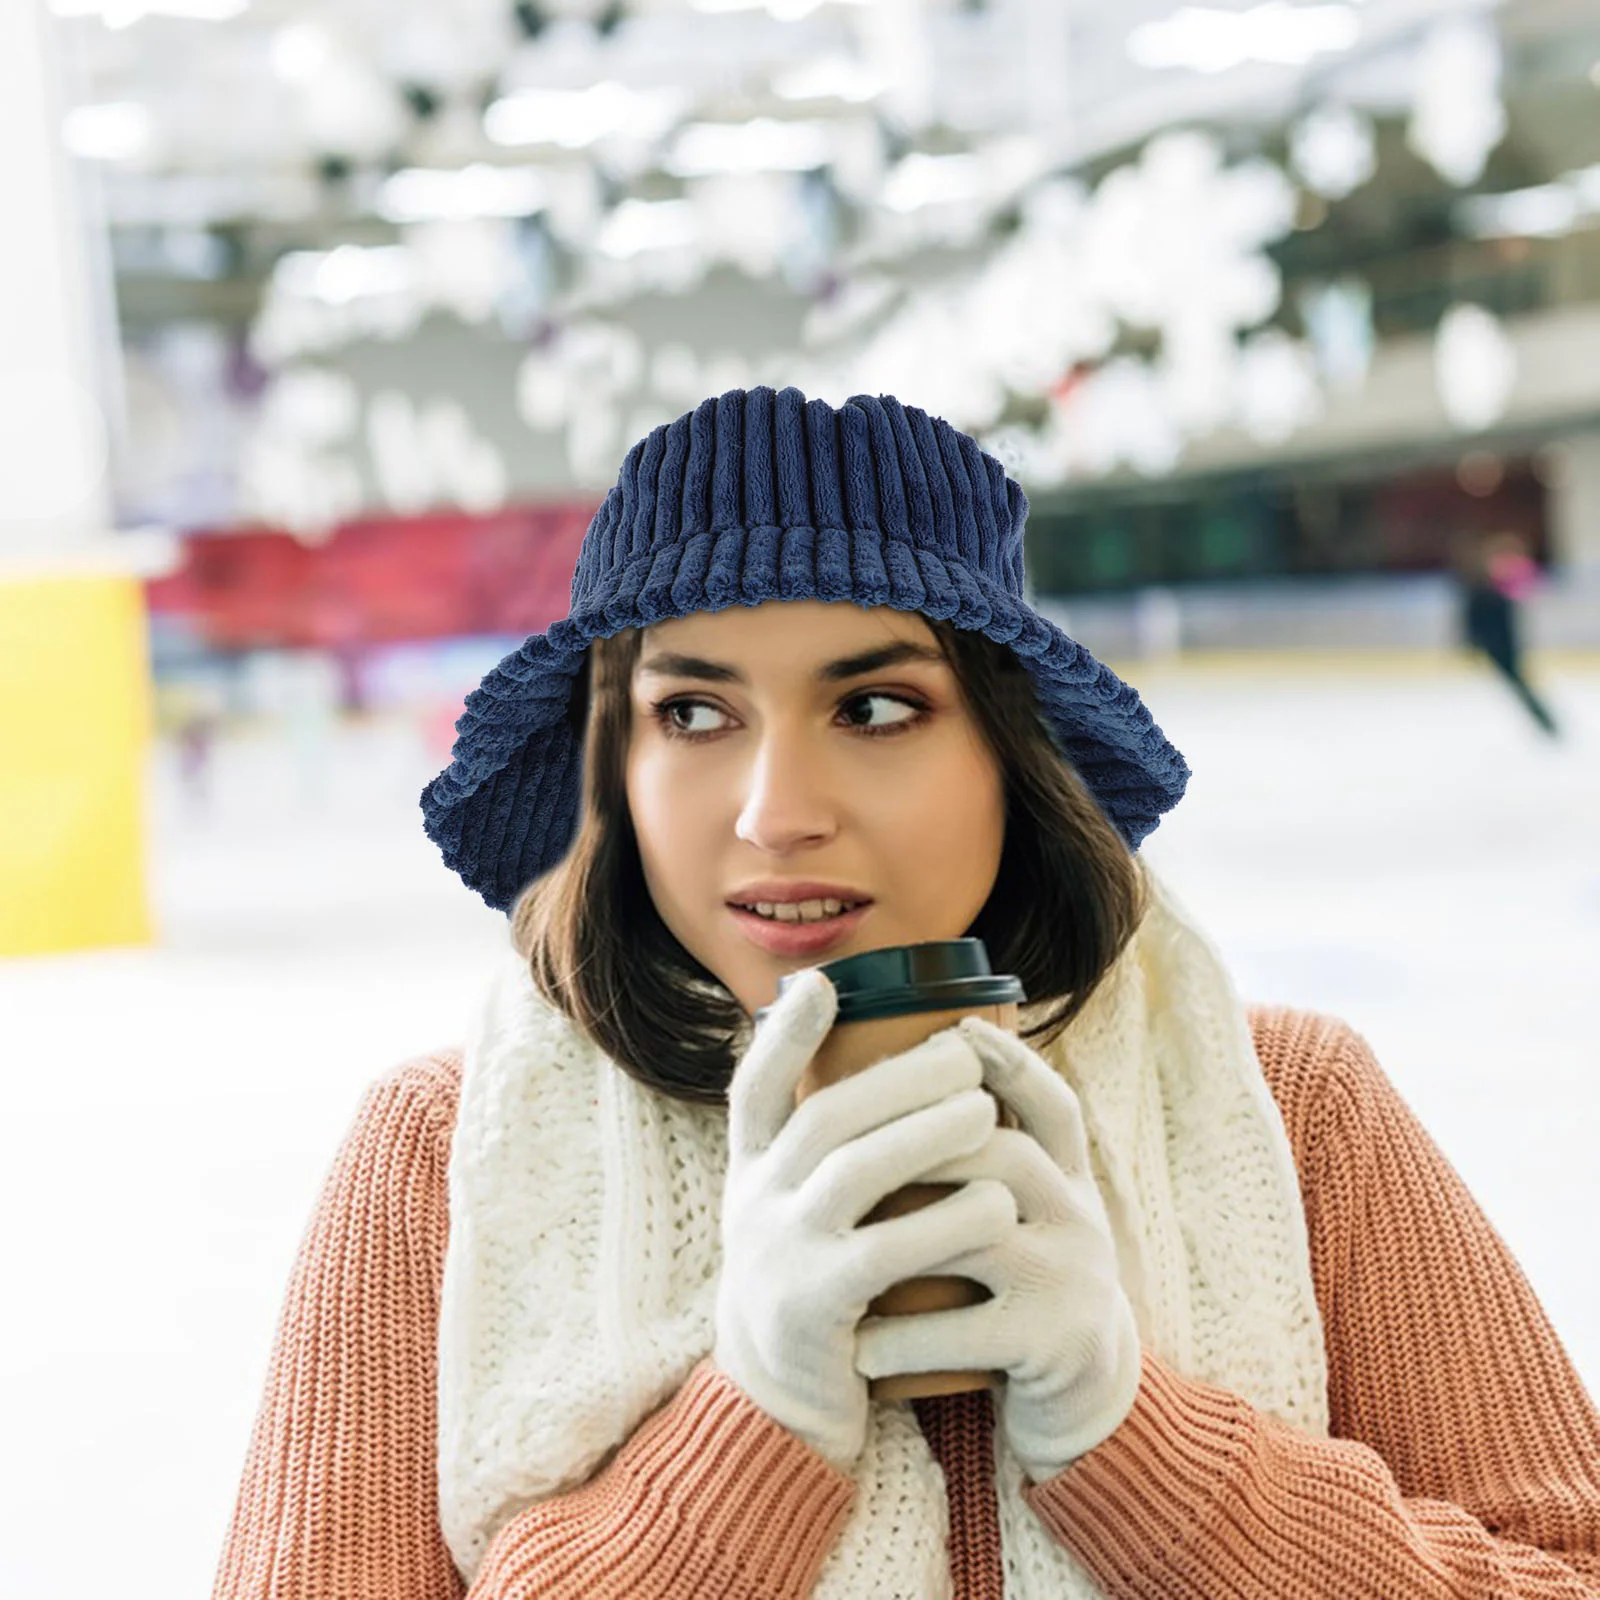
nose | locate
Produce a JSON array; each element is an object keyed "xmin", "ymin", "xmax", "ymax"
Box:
[{"xmin": 733, "ymin": 723, "xmax": 839, "ymax": 851}]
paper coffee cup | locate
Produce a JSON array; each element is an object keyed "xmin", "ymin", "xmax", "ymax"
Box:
[{"xmin": 761, "ymin": 940, "xmax": 1026, "ymax": 1402}]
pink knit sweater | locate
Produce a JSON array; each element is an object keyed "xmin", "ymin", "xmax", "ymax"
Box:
[{"xmin": 211, "ymin": 1006, "xmax": 1600, "ymax": 1598}]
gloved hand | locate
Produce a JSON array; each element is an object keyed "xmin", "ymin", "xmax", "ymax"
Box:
[
  {"xmin": 855, "ymin": 1015, "xmax": 1143, "ymax": 1484},
  {"xmin": 712, "ymin": 968, "xmax": 1020, "ymax": 1473}
]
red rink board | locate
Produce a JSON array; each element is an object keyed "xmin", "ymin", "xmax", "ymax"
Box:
[{"xmin": 145, "ymin": 502, "xmax": 598, "ymax": 649}]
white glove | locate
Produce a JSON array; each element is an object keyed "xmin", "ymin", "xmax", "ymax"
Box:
[
  {"xmin": 712, "ymin": 968, "xmax": 1020, "ymax": 1473},
  {"xmin": 855, "ymin": 1015, "xmax": 1143, "ymax": 1484}
]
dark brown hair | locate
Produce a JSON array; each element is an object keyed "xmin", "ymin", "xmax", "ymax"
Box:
[{"xmin": 511, "ymin": 615, "xmax": 1148, "ymax": 1105}]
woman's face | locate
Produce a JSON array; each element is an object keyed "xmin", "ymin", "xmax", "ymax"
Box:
[{"xmin": 626, "ymin": 599, "xmax": 1007, "ymax": 1016}]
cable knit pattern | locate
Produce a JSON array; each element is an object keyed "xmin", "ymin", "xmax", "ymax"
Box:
[
  {"xmin": 433, "ymin": 869, "xmax": 1330, "ymax": 1597},
  {"xmin": 210, "ymin": 995, "xmax": 1600, "ymax": 1598}
]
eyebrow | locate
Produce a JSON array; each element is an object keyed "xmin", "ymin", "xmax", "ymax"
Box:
[{"xmin": 637, "ymin": 640, "xmax": 946, "ymax": 685}]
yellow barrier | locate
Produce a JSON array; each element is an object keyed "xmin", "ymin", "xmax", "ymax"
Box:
[{"xmin": 0, "ymin": 573, "xmax": 153, "ymax": 956}]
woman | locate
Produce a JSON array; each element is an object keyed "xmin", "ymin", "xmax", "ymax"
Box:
[{"xmin": 213, "ymin": 388, "xmax": 1600, "ymax": 1599}]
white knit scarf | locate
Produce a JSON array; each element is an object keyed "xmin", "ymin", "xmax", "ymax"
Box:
[{"xmin": 437, "ymin": 866, "xmax": 1330, "ymax": 1597}]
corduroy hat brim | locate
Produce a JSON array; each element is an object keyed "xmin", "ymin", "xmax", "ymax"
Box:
[
  {"xmin": 424, "ymin": 387, "xmax": 1189, "ymax": 910},
  {"xmin": 421, "ymin": 531, "xmax": 1189, "ymax": 913}
]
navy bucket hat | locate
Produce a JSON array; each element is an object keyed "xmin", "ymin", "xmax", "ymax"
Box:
[{"xmin": 422, "ymin": 386, "xmax": 1190, "ymax": 911}]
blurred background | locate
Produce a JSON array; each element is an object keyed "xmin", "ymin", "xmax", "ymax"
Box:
[{"xmin": 2, "ymin": 0, "xmax": 1598, "ymax": 1594}]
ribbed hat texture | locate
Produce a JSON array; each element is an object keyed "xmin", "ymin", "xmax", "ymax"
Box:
[{"xmin": 422, "ymin": 386, "xmax": 1189, "ymax": 911}]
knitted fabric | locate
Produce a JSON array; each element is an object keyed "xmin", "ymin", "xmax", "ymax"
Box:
[
  {"xmin": 912, "ymin": 1390, "xmax": 1005, "ymax": 1596},
  {"xmin": 435, "ymin": 865, "xmax": 1331, "ymax": 1596},
  {"xmin": 420, "ymin": 387, "xmax": 1190, "ymax": 911},
  {"xmin": 208, "ymin": 1017, "xmax": 1600, "ymax": 1595}
]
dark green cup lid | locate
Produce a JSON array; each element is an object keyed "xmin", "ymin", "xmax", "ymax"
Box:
[{"xmin": 754, "ymin": 937, "xmax": 1025, "ymax": 1026}]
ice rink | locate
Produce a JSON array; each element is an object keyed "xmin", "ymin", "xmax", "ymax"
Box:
[{"xmin": 3, "ymin": 656, "xmax": 1598, "ymax": 1600}]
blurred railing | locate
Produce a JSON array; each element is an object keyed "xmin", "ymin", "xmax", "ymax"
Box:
[{"xmin": 1036, "ymin": 569, "xmax": 1600, "ymax": 661}]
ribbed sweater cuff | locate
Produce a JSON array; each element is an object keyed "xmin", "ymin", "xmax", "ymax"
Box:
[
  {"xmin": 1021, "ymin": 1349, "xmax": 1256, "ymax": 1588},
  {"xmin": 614, "ymin": 1358, "xmax": 858, "ymax": 1597}
]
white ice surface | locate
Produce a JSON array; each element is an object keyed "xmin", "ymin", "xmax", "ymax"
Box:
[{"xmin": 1, "ymin": 660, "xmax": 1596, "ymax": 1598}]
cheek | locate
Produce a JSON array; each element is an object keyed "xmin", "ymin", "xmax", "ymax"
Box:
[
  {"xmin": 953, "ymin": 760, "xmax": 1006, "ymax": 867},
  {"xmin": 630, "ymin": 744, "xmax": 696, "ymax": 814},
  {"xmin": 625, "ymin": 750, "xmax": 670, "ymax": 863},
  {"xmin": 876, "ymin": 734, "xmax": 1005, "ymax": 874},
  {"xmin": 626, "ymin": 748, "xmax": 714, "ymax": 888},
  {"xmin": 946, "ymin": 726, "xmax": 1005, "ymax": 827},
  {"xmin": 948, "ymin": 761, "xmax": 1007, "ymax": 916}
]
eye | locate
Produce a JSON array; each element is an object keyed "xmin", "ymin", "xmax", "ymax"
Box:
[
  {"xmin": 843, "ymin": 693, "xmax": 923, "ymax": 732},
  {"xmin": 659, "ymin": 699, "xmax": 726, "ymax": 736},
  {"xmin": 648, "ymin": 691, "xmax": 928, "ymax": 742}
]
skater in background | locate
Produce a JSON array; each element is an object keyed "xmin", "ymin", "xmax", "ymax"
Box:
[{"xmin": 1456, "ymin": 527, "xmax": 1560, "ymax": 737}]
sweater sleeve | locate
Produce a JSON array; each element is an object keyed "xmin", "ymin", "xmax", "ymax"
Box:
[
  {"xmin": 471, "ymin": 1357, "xmax": 857, "ymax": 1599},
  {"xmin": 210, "ymin": 1052, "xmax": 856, "ymax": 1600},
  {"xmin": 1020, "ymin": 1012, "xmax": 1600, "ymax": 1598},
  {"xmin": 210, "ymin": 1055, "xmax": 469, "ymax": 1600}
]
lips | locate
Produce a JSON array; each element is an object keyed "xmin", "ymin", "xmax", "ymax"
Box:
[
  {"xmin": 726, "ymin": 896, "xmax": 871, "ymax": 914},
  {"xmin": 727, "ymin": 901, "xmax": 872, "ymax": 958},
  {"xmin": 725, "ymin": 882, "xmax": 873, "ymax": 907}
]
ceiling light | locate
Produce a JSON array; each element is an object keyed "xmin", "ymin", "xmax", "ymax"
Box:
[
  {"xmin": 272, "ymin": 245, "xmax": 416, "ymax": 307},
  {"xmin": 881, "ymin": 152, "xmax": 984, "ymax": 212},
  {"xmin": 269, "ymin": 23, "xmax": 333, "ymax": 84},
  {"xmin": 49, "ymin": 0, "xmax": 247, "ymax": 22},
  {"xmin": 772, "ymin": 58, "xmax": 889, "ymax": 104},
  {"xmin": 1435, "ymin": 303, "xmax": 1516, "ymax": 432},
  {"xmin": 1458, "ymin": 183, "xmax": 1581, "ymax": 240},
  {"xmin": 665, "ymin": 119, "xmax": 832, "ymax": 177},
  {"xmin": 1571, "ymin": 164, "xmax": 1600, "ymax": 207},
  {"xmin": 377, "ymin": 166, "xmax": 547, "ymax": 223},
  {"xmin": 484, "ymin": 82, "xmax": 687, "ymax": 150},
  {"xmin": 595, "ymin": 199, "xmax": 698, "ymax": 259},
  {"xmin": 689, "ymin": 0, "xmax": 834, "ymax": 17},
  {"xmin": 1127, "ymin": 4, "xmax": 1360, "ymax": 75},
  {"xmin": 1408, "ymin": 18, "xmax": 1506, "ymax": 187},
  {"xmin": 61, "ymin": 102, "xmax": 152, "ymax": 161},
  {"xmin": 1289, "ymin": 103, "xmax": 1375, "ymax": 199}
]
